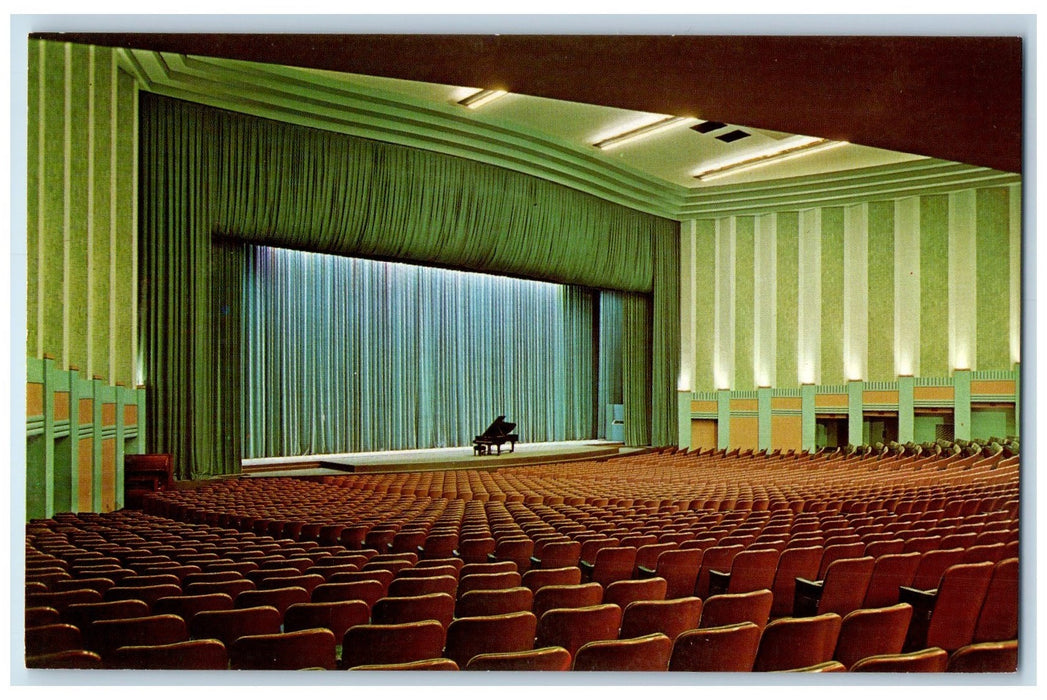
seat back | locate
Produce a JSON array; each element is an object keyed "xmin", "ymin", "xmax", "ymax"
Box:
[
  {"xmin": 770, "ymin": 546, "xmax": 822, "ymax": 617},
  {"xmin": 603, "ymin": 577, "xmax": 667, "ymax": 610},
  {"xmin": 911, "ymin": 548, "xmax": 967, "ymax": 590},
  {"xmin": 349, "ymin": 657, "xmax": 460, "ymax": 671},
  {"xmin": 925, "ymin": 561, "xmax": 995, "ymax": 652},
  {"xmin": 532, "ymin": 582, "xmax": 604, "ymax": 620},
  {"xmin": 817, "ymin": 542, "xmax": 866, "ymax": 579},
  {"xmin": 832, "ymin": 603, "xmax": 913, "ymax": 669},
  {"xmin": 619, "ymin": 597, "xmax": 702, "ymax": 642},
  {"xmin": 521, "ymin": 566, "xmax": 582, "ymax": 594},
  {"xmin": 816, "ymin": 556, "xmax": 875, "ymax": 616},
  {"xmin": 573, "ymin": 633, "xmax": 672, "ymax": 672},
  {"xmin": 589, "ymin": 547, "xmax": 637, "ymax": 587},
  {"xmin": 654, "ymin": 548, "xmax": 703, "ymax": 599},
  {"xmin": 108, "ymin": 639, "xmax": 229, "ymax": 670},
  {"xmin": 311, "ymin": 579, "xmax": 386, "ymax": 608},
  {"xmin": 342, "ymin": 620, "xmax": 447, "ymax": 669},
  {"xmin": 635, "ymin": 543, "xmax": 676, "ymax": 572},
  {"xmin": 862, "ymin": 552, "xmax": 921, "ymax": 608},
  {"xmin": 455, "ymin": 586, "xmax": 533, "ymax": 618},
  {"xmin": 234, "ymin": 585, "xmax": 310, "ymax": 616},
  {"xmin": 946, "ymin": 640, "xmax": 1019, "ymax": 673},
  {"xmin": 457, "ymin": 571, "xmax": 522, "ymax": 597},
  {"xmin": 189, "ymin": 605, "xmax": 282, "ymax": 647},
  {"xmin": 465, "ymin": 646, "xmax": 572, "ymax": 671},
  {"xmin": 230, "ymin": 628, "xmax": 337, "ymax": 670},
  {"xmin": 668, "ymin": 622, "xmax": 761, "ymax": 672},
  {"xmin": 443, "ymin": 611, "xmax": 538, "ymax": 667},
  {"xmin": 973, "ymin": 557, "xmax": 1018, "ymax": 643},
  {"xmin": 85, "ymin": 614, "xmax": 188, "ymax": 660},
  {"xmin": 752, "ymin": 612, "xmax": 843, "ymax": 672},
  {"xmin": 25, "ymin": 623, "xmax": 82, "ymax": 657},
  {"xmin": 371, "ymin": 592, "xmax": 455, "ymax": 629},
  {"xmin": 695, "ymin": 544, "xmax": 744, "ymax": 598},
  {"xmin": 535, "ymin": 604, "xmax": 623, "ymax": 657},
  {"xmin": 727, "ymin": 548, "xmax": 781, "ymax": 594},
  {"xmin": 699, "ymin": 589, "xmax": 773, "ymax": 634},
  {"xmin": 387, "ymin": 575, "xmax": 458, "ymax": 599},
  {"xmin": 850, "ymin": 647, "xmax": 949, "ymax": 672},
  {"xmin": 283, "ymin": 600, "xmax": 370, "ymax": 639},
  {"xmin": 537, "ymin": 541, "xmax": 582, "ymax": 569}
]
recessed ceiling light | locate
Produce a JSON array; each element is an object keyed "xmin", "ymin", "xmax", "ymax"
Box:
[
  {"xmin": 593, "ymin": 116, "xmax": 693, "ymax": 150},
  {"xmin": 691, "ymin": 120, "xmax": 728, "ymax": 134},
  {"xmin": 693, "ymin": 138, "xmax": 848, "ymax": 182},
  {"xmin": 457, "ymin": 89, "xmax": 508, "ymax": 109}
]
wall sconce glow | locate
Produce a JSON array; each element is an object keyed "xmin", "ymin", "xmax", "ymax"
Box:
[
  {"xmin": 896, "ymin": 354, "xmax": 913, "ymax": 379},
  {"xmin": 677, "ymin": 370, "xmax": 693, "ymax": 392},
  {"xmin": 593, "ymin": 116, "xmax": 692, "ymax": 150},
  {"xmin": 457, "ymin": 89, "xmax": 508, "ymax": 109},
  {"xmin": 693, "ymin": 138, "xmax": 848, "ymax": 182}
]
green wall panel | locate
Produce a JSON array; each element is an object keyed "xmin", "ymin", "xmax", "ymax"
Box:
[
  {"xmin": 67, "ymin": 42, "xmax": 92, "ymax": 375},
  {"xmin": 867, "ymin": 200, "xmax": 895, "ymax": 382},
  {"xmin": 26, "ymin": 40, "xmax": 40, "ymax": 359},
  {"xmin": 90, "ymin": 49, "xmax": 114, "ymax": 381},
  {"xmin": 820, "ymin": 207, "xmax": 844, "ymax": 383},
  {"xmin": 42, "ymin": 40, "xmax": 67, "ymax": 364},
  {"xmin": 776, "ymin": 212, "xmax": 799, "ymax": 388},
  {"xmin": 694, "ymin": 220, "xmax": 716, "ymax": 392},
  {"xmin": 976, "ymin": 187, "xmax": 1011, "ymax": 370},
  {"xmin": 919, "ymin": 195, "xmax": 950, "ymax": 376},
  {"xmin": 734, "ymin": 216, "xmax": 755, "ymax": 390},
  {"xmin": 114, "ymin": 68, "xmax": 137, "ymax": 388}
]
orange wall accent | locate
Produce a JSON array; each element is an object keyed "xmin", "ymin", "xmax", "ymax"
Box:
[
  {"xmin": 79, "ymin": 398, "xmax": 94, "ymax": 424},
  {"xmin": 862, "ymin": 391, "xmax": 898, "ymax": 405},
  {"xmin": 691, "ymin": 400, "xmax": 718, "ymax": 413},
  {"xmin": 914, "ymin": 386, "xmax": 954, "ymax": 402},
  {"xmin": 124, "ymin": 404, "xmax": 137, "ymax": 426},
  {"xmin": 53, "ymin": 391, "xmax": 70, "ymax": 420},
  {"xmin": 102, "ymin": 438, "xmax": 117, "ymax": 512},
  {"xmin": 771, "ymin": 397, "xmax": 802, "ymax": 411},
  {"xmin": 731, "ymin": 399, "xmax": 759, "ymax": 412},
  {"xmin": 102, "ymin": 402, "xmax": 116, "ymax": 426},
  {"xmin": 691, "ymin": 420, "xmax": 718, "ymax": 450},
  {"xmin": 78, "ymin": 438, "xmax": 94, "ymax": 511},
  {"xmin": 815, "ymin": 393, "xmax": 849, "ymax": 408},
  {"xmin": 730, "ymin": 416, "xmax": 759, "ymax": 451},
  {"xmin": 970, "ymin": 380, "xmax": 1016, "ymax": 396},
  {"xmin": 772, "ymin": 415, "xmax": 803, "ymax": 451},
  {"xmin": 27, "ymin": 382, "xmax": 44, "ymax": 416}
]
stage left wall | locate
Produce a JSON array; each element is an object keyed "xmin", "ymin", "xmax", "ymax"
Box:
[{"xmin": 25, "ymin": 39, "xmax": 143, "ymax": 518}]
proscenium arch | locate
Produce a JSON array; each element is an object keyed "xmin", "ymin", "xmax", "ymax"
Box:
[{"xmin": 138, "ymin": 93, "xmax": 680, "ymax": 479}]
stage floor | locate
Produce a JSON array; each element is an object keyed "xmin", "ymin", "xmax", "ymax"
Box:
[{"xmin": 241, "ymin": 440, "xmax": 635, "ymax": 477}]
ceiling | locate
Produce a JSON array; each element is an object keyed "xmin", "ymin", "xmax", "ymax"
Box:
[{"xmin": 35, "ymin": 33, "xmax": 1025, "ymax": 175}]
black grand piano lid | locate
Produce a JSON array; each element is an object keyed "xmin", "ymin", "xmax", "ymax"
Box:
[{"xmin": 478, "ymin": 416, "xmax": 516, "ymax": 437}]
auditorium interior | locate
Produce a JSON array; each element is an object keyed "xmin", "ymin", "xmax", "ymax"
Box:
[{"xmin": 19, "ymin": 32, "xmax": 1025, "ymax": 675}]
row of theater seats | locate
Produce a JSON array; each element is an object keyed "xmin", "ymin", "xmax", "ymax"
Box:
[{"xmin": 25, "ymin": 505, "xmax": 1018, "ymax": 671}]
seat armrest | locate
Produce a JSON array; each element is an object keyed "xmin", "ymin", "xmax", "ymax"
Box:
[
  {"xmin": 579, "ymin": 560, "xmax": 595, "ymax": 581},
  {"xmin": 529, "ymin": 556, "xmax": 542, "ymax": 567},
  {"xmin": 898, "ymin": 586, "xmax": 938, "ymax": 614},
  {"xmin": 792, "ymin": 577, "xmax": 825, "ymax": 617},
  {"xmin": 635, "ymin": 566, "xmax": 657, "ymax": 580}
]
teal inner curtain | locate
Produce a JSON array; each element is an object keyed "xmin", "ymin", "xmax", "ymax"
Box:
[
  {"xmin": 241, "ymin": 246, "xmax": 597, "ymax": 456},
  {"xmin": 139, "ymin": 94, "xmax": 679, "ymax": 478}
]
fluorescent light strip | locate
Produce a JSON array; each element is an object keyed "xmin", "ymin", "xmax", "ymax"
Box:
[
  {"xmin": 594, "ymin": 116, "xmax": 691, "ymax": 150},
  {"xmin": 694, "ymin": 139, "xmax": 848, "ymax": 181},
  {"xmin": 458, "ymin": 88, "xmax": 508, "ymax": 109}
]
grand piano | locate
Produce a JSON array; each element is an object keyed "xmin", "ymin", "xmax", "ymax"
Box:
[{"xmin": 473, "ymin": 416, "xmax": 519, "ymax": 456}]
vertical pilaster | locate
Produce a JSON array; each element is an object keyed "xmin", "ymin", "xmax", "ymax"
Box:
[
  {"xmin": 953, "ymin": 370, "xmax": 972, "ymax": 441},
  {"xmin": 898, "ymin": 375, "xmax": 915, "ymax": 444},
  {"xmin": 678, "ymin": 391, "xmax": 692, "ymax": 449},
  {"xmin": 948, "ymin": 190, "xmax": 977, "ymax": 371},
  {"xmin": 757, "ymin": 387, "xmax": 772, "ymax": 452},
  {"xmin": 848, "ymin": 380, "xmax": 864, "ymax": 448},
  {"xmin": 717, "ymin": 390, "xmax": 731, "ymax": 450},
  {"xmin": 895, "ymin": 197, "xmax": 921, "ymax": 377},
  {"xmin": 843, "ymin": 204, "xmax": 869, "ymax": 381},
  {"xmin": 801, "ymin": 384, "xmax": 817, "ymax": 453},
  {"xmin": 679, "ymin": 219, "xmax": 697, "ymax": 393}
]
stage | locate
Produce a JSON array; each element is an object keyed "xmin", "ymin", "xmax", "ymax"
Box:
[{"xmin": 240, "ymin": 440, "xmax": 636, "ymax": 477}]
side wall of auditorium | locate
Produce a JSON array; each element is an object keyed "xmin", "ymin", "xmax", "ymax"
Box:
[
  {"xmin": 678, "ymin": 186, "xmax": 1022, "ymax": 452},
  {"xmin": 25, "ymin": 41, "xmax": 145, "ymax": 519}
]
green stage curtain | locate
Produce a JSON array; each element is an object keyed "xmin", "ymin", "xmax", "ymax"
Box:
[
  {"xmin": 139, "ymin": 94, "xmax": 679, "ymax": 478},
  {"xmin": 241, "ymin": 246, "xmax": 598, "ymax": 457}
]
